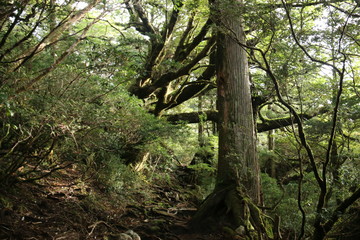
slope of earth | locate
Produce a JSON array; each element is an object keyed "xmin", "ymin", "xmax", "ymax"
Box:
[{"xmin": 0, "ymin": 166, "xmax": 233, "ymax": 240}]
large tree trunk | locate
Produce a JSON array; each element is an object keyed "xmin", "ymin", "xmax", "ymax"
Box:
[
  {"xmin": 190, "ymin": 0, "xmax": 270, "ymax": 238},
  {"xmin": 215, "ymin": 1, "xmax": 260, "ymax": 202}
]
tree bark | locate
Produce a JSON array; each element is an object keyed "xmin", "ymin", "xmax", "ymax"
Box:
[
  {"xmin": 190, "ymin": 1, "xmax": 271, "ymax": 238},
  {"xmin": 215, "ymin": 0, "xmax": 260, "ymax": 202}
]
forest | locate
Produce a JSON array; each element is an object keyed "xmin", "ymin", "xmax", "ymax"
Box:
[{"xmin": 0, "ymin": 0, "xmax": 359, "ymax": 239}]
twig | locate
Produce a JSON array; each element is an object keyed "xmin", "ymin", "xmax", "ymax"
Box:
[{"xmin": 88, "ymin": 221, "xmax": 112, "ymax": 236}]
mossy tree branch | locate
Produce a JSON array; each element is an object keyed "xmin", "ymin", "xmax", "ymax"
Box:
[
  {"xmin": 126, "ymin": 0, "xmax": 215, "ymax": 115},
  {"xmin": 165, "ymin": 108, "xmax": 326, "ymax": 133}
]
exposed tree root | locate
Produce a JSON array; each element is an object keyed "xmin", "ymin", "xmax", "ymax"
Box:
[{"xmin": 190, "ymin": 184, "xmax": 274, "ymax": 239}]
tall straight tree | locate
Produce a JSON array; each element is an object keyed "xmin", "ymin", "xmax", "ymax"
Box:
[
  {"xmin": 191, "ymin": 0, "xmax": 269, "ymax": 237},
  {"xmin": 215, "ymin": 0, "xmax": 260, "ymax": 202}
]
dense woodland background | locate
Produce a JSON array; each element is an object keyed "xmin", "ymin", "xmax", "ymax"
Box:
[{"xmin": 0, "ymin": 0, "xmax": 359, "ymax": 239}]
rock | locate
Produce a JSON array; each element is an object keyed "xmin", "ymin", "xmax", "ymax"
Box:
[
  {"xmin": 125, "ymin": 230, "xmax": 141, "ymax": 240},
  {"xmin": 104, "ymin": 230, "xmax": 141, "ymax": 240},
  {"xmin": 104, "ymin": 233, "xmax": 132, "ymax": 240}
]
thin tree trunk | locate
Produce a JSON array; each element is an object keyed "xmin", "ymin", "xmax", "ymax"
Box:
[{"xmin": 198, "ymin": 96, "xmax": 205, "ymax": 147}]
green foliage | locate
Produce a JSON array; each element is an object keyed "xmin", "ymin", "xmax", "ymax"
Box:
[
  {"xmin": 187, "ymin": 162, "xmax": 215, "ymax": 172},
  {"xmin": 95, "ymin": 156, "xmax": 144, "ymax": 195},
  {"xmin": 1, "ymin": 1, "xmax": 360, "ymax": 238},
  {"xmin": 187, "ymin": 163, "xmax": 216, "ymax": 199},
  {"xmin": 261, "ymin": 173, "xmax": 306, "ymax": 235},
  {"xmin": 0, "ymin": 0, "xmax": 189, "ymax": 187},
  {"xmin": 0, "ymin": 43, "xmax": 182, "ymax": 186},
  {"xmin": 184, "ymin": 137, "xmax": 217, "ymax": 199},
  {"xmin": 262, "ymin": 163, "xmax": 359, "ymax": 237},
  {"xmin": 261, "ymin": 173, "xmax": 283, "ymax": 206}
]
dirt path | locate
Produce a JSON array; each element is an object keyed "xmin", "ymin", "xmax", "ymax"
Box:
[{"xmin": 0, "ymin": 168, "xmax": 231, "ymax": 240}]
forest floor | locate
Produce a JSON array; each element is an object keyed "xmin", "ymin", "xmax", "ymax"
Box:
[{"xmin": 0, "ymin": 166, "xmax": 233, "ymax": 240}]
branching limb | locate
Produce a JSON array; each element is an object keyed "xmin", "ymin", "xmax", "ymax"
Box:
[
  {"xmin": 280, "ymin": 1, "xmax": 357, "ymax": 238},
  {"xmin": 20, "ymin": 163, "xmax": 74, "ymax": 184},
  {"xmin": 0, "ymin": 7, "xmax": 47, "ymax": 62},
  {"xmin": 132, "ymin": 0, "xmax": 158, "ymax": 35},
  {"xmin": 0, "ymin": 5, "xmax": 25, "ymax": 50},
  {"xmin": 136, "ymin": 36, "xmax": 216, "ymax": 99},
  {"xmin": 323, "ymin": 188, "xmax": 360, "ymax": 234},
  {"xmin": 174, "ymin": 18, "xmax": 213, "ymax": 62},
  {"xmin": 255, "ymin": 0, "xmax": 348, "ymax": 10},
  {"xmin": 161, "ymin": 0, "xmax": 183, "ymax": 40},
  {"xmin": 165, "ymin": 110, "xmax": 218, "ymax": 124},
  {"xmin": 165, "ymin": 109, "xmax": 324, "ymax": 134},
  {"xmin": 9, "ymin": 0, "xmax": 101, "ymax": 72},
  {"xmin": 14, "ymin": 11, "xmax": 105, "ymax": 95},
  {"xmin": 173, "ymin": 14, "xmax": 195, "ymax": 60}
]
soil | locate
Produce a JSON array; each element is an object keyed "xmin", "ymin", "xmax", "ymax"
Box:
[{"xmin": 0, "ymin": 167, "xmax": 234, "ymax": 240}]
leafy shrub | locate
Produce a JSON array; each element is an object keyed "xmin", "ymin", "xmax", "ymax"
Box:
[
  {"xmin": 0, "ymin": 70, "xmax": 181, "ymax": 188},
  {"xmin": 261, "ymin": 173, "xmax": 318, "ymax": 236}
]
